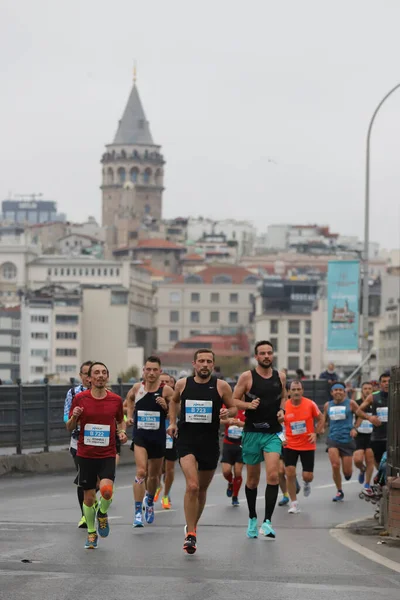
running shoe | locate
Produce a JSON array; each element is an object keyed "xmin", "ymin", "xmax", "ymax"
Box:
[
  {"xmin": 246, "ymin": 517, "xmax": 258, "ymax": 538},
  {"xmin": 358, "ymin": 470, "xmax": 365, "ymax": 485},
  {"xmin": 161, "ymin": 496, "xmax": 171, "ymax": 510},
  {"xmin": 232, "ymin": 496, "xmax": 240, "ymax": 507},
  {"xmin": 78, "ymin": 515, "xmax": 87, "ymax": 529},
  {"xmin": 133, "ymin": 510, "xmax": 144, "ymax": 527},
  {"xmin": 145, "ymin": 502, "xmax": 155, "ymax": 524},
  {"xmin": 142, "ymin": 493, "xmax": 148, "ymax": 512},
  {"xmin": 332, "ymin": 490, "xmax": 344, "ymax": 502},
  {"xmin": 97, "ymin": 511, "xmax": 110, "ymax": 538},
  {"xmin": 288, "ymin": 503, "xmax": 301, "ymax": 514},
  {"xmin": 303, "ymin": 481, "xmax": 311, "ymax": 497},
  {"xmin": 84, "ymin": 532, "xmax": 98, "ymax": 549},
  {"xmin": 183, "ymin": 534, "xmax": 197, "ymax": 555},
  {"xmin": 184, "ymin": 524, "xmax": 197, "ymax": 536},
  {"xmin": 296, "ymin": 479, "xmax": 301, "ymax": 494},
  {"xmin": 226, "ymin": 482, "xmax": 233, "ymax": 498},
  {"xmin": 154, "ymin": 486, "xmax": 162, "ymax": 503},
  {"xmin": 363, "ymin": 486, "xmax": 374, "ymax": 497},
  {"xmin": 259, "ymin": 520, "xmax": 276, "ymax": 539},
  {"xmin": 278, "ymin": 495, "xmax": 289, "ymax": 506}
]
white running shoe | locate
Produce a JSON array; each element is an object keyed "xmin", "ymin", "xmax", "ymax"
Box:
[
  {"xmin": 303, "ymin": 481, "xmax": 311, "ymax": 497},
  {"xmin": 288, "ymin": 503, "xmax": 301, "ymax": 514}
]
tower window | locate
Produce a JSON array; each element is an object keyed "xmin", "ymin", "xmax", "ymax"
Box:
[
  {"xmin": 130, "ymin": 168, "xmax": 139, "ymax": 183},
  {"xmin": 117, "ymin": 167, "xmax": 126, "ymax": 183},
  {"xmin": 144, "ymin": 204, "xmax": 151, "ymax": 214}
]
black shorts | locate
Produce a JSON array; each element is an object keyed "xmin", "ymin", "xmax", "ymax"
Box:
[
  {"xmin": 70, "ymin": 447, "xmax": 79, "ymax": 469},
  {"xmin": 326, "ymin": 438, "xmax": 356, "ymax": 457},
  {"xmin": 132, "ymin": 436, "xmax": 165, "ymax": 460},
  {"xmin": 221, "ymin": 443, "xmax": 243, "ymax": 465},
  {"xmin": 371, "ymin": 440, "xmax": 387, "ymax": 464},
  {"xmin": 177, "ymin": 439, "xmax": 220, "ymax": 471},
  {"xmin": 283, "ymin": 448, "xmax": 315, "ymax": 472},
  {"xmin": 165, "ymin": 446, "xmax": 178, "ymax": 462},
  {"xmin": 76, "ymin": 456, "xmax": 116, "ymax": 490},
  {"xmin": 355, "ymin": 433, "xmax": 372, "ymax": 451}
]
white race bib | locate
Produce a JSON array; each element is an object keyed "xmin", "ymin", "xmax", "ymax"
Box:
[
  {"xmin": 166, "ymin": 434, "xmax": 174, "ymax": 449},
  {"xmin": 376, "ymin": 407, "xmax": 388, "ymax": 423},
  {"xmin": 290, "ymin": 420, "xmax": 307, "ymax": 435},
  {"xmin": 227, "ymin": 425, "xmax": 242, "ymax": 439},
  {"xmin": 70, "ymin": 437, "xmax": 78, "ymax": 450},
  {"xmin": 329, "ymin": 405, "xmax": 346, "ymax": 421},
  {"xmin": 276, "ymin": 430, "xmax": 286, "ymax": 443},
  {"xmin": 84, "ymin": 424, "xmax": 110, "ymax": 446},
  {"xmin": 358, "ymin": 419, "xmax": 373, "ymax": 434},
  {"xmin": 137, "ymin": 410, "xmax": 160, "ymax": 430},
  {"xmin": 185, "ymin": 400, "xmax": 212, "ymax": 423}
]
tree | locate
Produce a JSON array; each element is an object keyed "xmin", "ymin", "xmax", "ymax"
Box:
[{"xmin": 118, "ymin": 365, "xmax": 139, "ymax": 382}]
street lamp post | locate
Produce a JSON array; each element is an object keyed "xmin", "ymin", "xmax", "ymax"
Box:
[{"xmin": 362, "ymin": 82, "xmax": 400, "ymax": 378}]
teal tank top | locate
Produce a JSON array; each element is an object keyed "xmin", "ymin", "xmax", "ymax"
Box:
[{"xmin": 328, "ymin": 398, "xmax": 353, "ymax": 444}]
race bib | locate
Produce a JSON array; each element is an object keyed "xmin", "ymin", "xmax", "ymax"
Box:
[
  {"xmin": 290, "ymin": 420, "xmax": 307, "ymax": 435},
  {"xmin": 276, "ymin": 430, "xmax": 286, "ymax": 443},
  {"xmin": 329, "ymin": 405, "xmax": 346, "ymax": 420},
  {"xmin": 377, "ymin": 407, "xmax": 388, "ymax": 423},
  {"xmin": 358, "ymin": 419, "xmax": 373, "ymax": 434},
  {"xmin": 227, "ymin": 425, "xmax": 242, "ymax": 439},
  {"xmin": 84, "ymin": 424, "xmax": 110, "ymax": 446},
  {"xmin": 166, "ymin": 434, "xmax": 174, "ymax": 449},
  {"xmin": 137, "ymin": 410, "xmax": 160, "ymax": 430},
  {"xmin": 70, "ymin": 437, "xmax": 78, "ymax": 450},
  {"xmin": 185, "ymin": 400, "xmax": 212, "ymax": 423}
]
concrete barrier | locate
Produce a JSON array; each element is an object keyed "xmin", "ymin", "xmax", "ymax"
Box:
[{"xmin": 0, "ymin": 444, "xmax": 134, "ymax": 477}]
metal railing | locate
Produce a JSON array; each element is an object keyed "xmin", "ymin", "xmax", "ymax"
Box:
[
  {"xmin": 0, "ymin": 381, "xmax": 133, "ymax": 454},
  {"xmin": 387, "ymin": 366, "xmax": 400, "ymax": 478}
]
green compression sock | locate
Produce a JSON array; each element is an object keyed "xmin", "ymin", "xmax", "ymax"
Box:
[
  {"xmin": 99, "ymin": 495, "xmax": 113, "ymax": 515},
  {"xmin": 82, "ymin": 503, "xmax": 96, "ymax": 533}
]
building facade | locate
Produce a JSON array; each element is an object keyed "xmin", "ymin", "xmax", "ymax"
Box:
[
  {"xmin": 2, "ymin": 199, "xmax": 66, "ymax": 225},
  {"xmin": 0, "ymin": 306, "xmax": 20, "ymax": 382}
]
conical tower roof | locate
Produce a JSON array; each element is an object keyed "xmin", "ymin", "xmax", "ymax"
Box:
[{"xmin": 113, "ymin": 83, "xmax": 154, "ymax": 145}]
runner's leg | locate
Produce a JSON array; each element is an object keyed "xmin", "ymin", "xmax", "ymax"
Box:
[
  {"xmin": 365, "ymin": 448, "xmax": 375, "ymax": 486},
  {"xmin": 163, "ymin": 459, "xmax": 175, "ymax": 498},
  {"xmin": 245, "ymin": 463, "xmax": 261, "ymax": 518},
  {"xmin": 328, "ymin": 447, "xmax": 342, "ymax": 490},
  {"xmin": 196, "ymin": 469, "xmax": 215, "ymax": 527},
  {"xmin": 263, "ymin": 451, "xmax": 280, "ymax": 522},
  {"xmin": 180, "ymin": 454, "xmax": 200, "ymax": 534}
]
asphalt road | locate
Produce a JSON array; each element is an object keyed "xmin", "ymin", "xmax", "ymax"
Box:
[{"xmin": 1, "ymin": 447, "xmax": 399, "ymax": 600}]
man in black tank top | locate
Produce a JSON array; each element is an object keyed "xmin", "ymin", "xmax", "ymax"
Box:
[
  {"xmin": 126, "ymin": 356, "xmax": 173, "ymax": 528},
  {"xmin": 233, "ymin": 340, "xmax": 287, "ymax": 540},
  {"xmin": 167, "ymin": 348, "xmax": 236, "ymax": 555},
  {"xmin": 356, "ymin": 372, "xmax": 390, "ymax": 467}
]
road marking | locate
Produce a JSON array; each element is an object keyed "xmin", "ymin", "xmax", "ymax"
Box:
[
  {"xmin": 330, "ymin": 526, "xmax": 400, "ymax": 574},
  {"xmin": 315, "ymin": 481, "xmax": 358, "ymax": 490}
]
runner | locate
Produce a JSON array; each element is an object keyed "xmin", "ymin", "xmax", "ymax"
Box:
[
  {"xmin": 220, "ymin": 408, "xmax": 245, "ymax": 506},
  {"xmin": 63, "ymin": 360, "xmax": 92, "ymax": 528},
  {"xmin": 283, "ymin": 380, "xmax": 324, "ymax": 513},
  {"xmin": 167, "ymin": 348, "xmax": 236, "ymax": 554},
  {"xmin": 352, "ymin": 382, "xmax": 374, "ymax": 495},
  {"xmin": 162, "ymin": 375, "xmax": 178, "ymax": 510},
  {"xmin": 67, "ymin": 362, "xmax": 127, "ymax": 549},
  {"xmin": 356, "ymin": 372, "xmax": 390, "ymax": 467},
  {"xmin": 233, "ymin": 340, "xmax": 287, "ymax": 540},
  {"xmin": 152, "ymin": 372, "xmax": 174, "ymax": 504},
  {"xmin": 126, "ymin": 356, "xmax": 173, "ymax": 527},
  {"xmin": 323, "ymin": 382, "xmax": 359, "ymax": 502}
]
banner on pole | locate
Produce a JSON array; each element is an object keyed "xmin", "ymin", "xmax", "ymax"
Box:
[{"xmin": 327, "ymin": 260, "xmax": 360, "ymax": 351}]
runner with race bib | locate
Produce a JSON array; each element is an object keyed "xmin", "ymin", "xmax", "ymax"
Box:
[{"xmin": 220, "ymin": 407, "xmax": 246, "ymax": 506}]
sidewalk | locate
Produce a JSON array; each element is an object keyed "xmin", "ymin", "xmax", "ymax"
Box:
[{"xmin": 331, "ymin": 516, "xmax": 400, "ymax": 573}]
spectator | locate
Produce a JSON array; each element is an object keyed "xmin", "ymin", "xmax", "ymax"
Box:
[
  {"xmin": 319, "ymin": 363, "xmax": 338, "ymax": 384},
  {"xmin": 213, "ymin": 366, "xmax": 225, "ymax": 380},
  {"xmin": 295, "ymin": 369, "xmax": 306, "ymax": 380}
]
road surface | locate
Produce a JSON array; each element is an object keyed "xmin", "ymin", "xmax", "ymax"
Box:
[{"xmin": 0, "ymin": 447, "xmax": 399, "ymax": 600}]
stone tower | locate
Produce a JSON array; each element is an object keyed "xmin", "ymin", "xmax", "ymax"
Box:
[{"xmin": 101, "ymin": 76, "xmax": 165, "ymax": 255}]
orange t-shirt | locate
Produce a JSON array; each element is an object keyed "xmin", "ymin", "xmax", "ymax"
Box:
[{"xmin": 284, "ymin": 397, "xmax": 321, "ymax": 451}]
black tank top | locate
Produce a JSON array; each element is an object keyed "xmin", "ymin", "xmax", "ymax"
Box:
[
  {"xmin": 244, "ymin": 369, "xmax": 282, "ymax": 434},
  {"xmin": 178, "ymin": 376, "xmax": 222, "ymax": 443},
  {"xmin": 371, "ymin": 391, "xmax": 388, "ymax": 442},
  {"xmin": 133, "ymin": 386, "xmax": 166, "ymax": 445}
]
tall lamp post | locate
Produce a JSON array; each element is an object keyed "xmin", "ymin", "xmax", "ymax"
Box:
[{"xmin": 362, "ymin": 82, "xmax": 400, "ymax": 377}]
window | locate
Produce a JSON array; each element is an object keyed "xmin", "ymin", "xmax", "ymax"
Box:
[
  {"xmin": 98, "ymin": 268, "xmax": 101, "ymax": 276},
  {"xmin": 230, "ymin": 293, "xmax": 239, "ymax": 303},
  {"xmin": 1, "ymin": 262, "xmax": 17, "ymax": 280},
  {"xmin": 31, "ymin": 332, "xmax": 48, "ymax": 339},
  {"xmin": 210, "ymin": 311, "xmax": 219, "ymax": 323},
  {"xmin": 368, "ymin": 321, "xmax": 374, "ymax": 337},
  {"xmin": 79, "ymin": 269, "xmax": 83, "ymax": 276},
  {"xmin": 288, "ymin": 356, "xmax": 300, "ymax": 370},
  {"xmin": 12, "ymin": 319, "xmax": 20, "ymax": 329},
  {"xmin": 118, "ymin": 167, "xmax": 126, "ymax": 183},
  {"xmin": 54, "ymin": 268, "xmax": 58, "ymax": 276},
  {"xmin": 210, "ymin": 292, "xmax": 220, "ymax": 303},
  {"xmin": 305, "ymin": 338, "xmax": 311, "ymax": 353},
  {"xmin": 85, "ymin": 268, "xmax": 89, "ymax": 276},
  {"xmin": 47, "ymin": 268, "xmax": 51, "ymax": 276},
  {"xmin": 164, "ymin": 260, "xmax": 170, "ymax": 267},
  {"xmin": 304, "ymin": 356, "xmax": 311, "ymax": 372},
  {"xmin": 31, "ymin": 349, "xmax": 48, "ymax": 357},
  {"xmin": 169, "ymin": 330, "xmax": 179, "ymax": 342},
  {"xmin": 56, "ymin": 332, "xmax": 77, "ymax": 340},
  {"xmin": 72, "ymin": 268, "xmax": 76, "ymax": 276},
  {"xmin": 191, "ymin": 292, "xmax": 200, "ymax": 303},
  {"xmin": 66, "ymin": 268, "xmax": 70, "ymax": 276},
  {"xmin": 91, "ymin": 268, "xmax": 95, "ymax": 276},
  {"xmin": 104, "ymin": 268, "xmax": 107, "ymax": 276},
  {"xmin": 229, "ymin": 311, "xmax": 238, "ymax": 323},
  {"xmin": 55, "ymin": 315, "xmax": 79, "ymax": 325},
  {"xmin": 212, "ymin": 274, "xmax": 232, "ymax": 284},
  {"xmin": 31, "ymin": 315, "xmax": 49, "ymax": 323},
  {"xmin": 270, "ymin": 320, "xmax": 278, "ymax": 334},
  {"xmin": 170, "ymin": 310, "xmax": 179, "ymax": 323},
  {"xmin": 288, "ymin": 338, "xmax": 300, "ymax": 352},
  {"xmin": 111, "ymin": 291, "xmax": 128, "ymax": 305},
  {"xmin": 288, "ymin": 320, "xmax": 300, "ymax": 334},
  {"xmin": 11, "ymin": 336, "xmax": 20, "ymax": 346},
  {"xmin": 56, "ymin": 348, "xmax": 77, "ymax": 357},
  {"xmin": 31, "ymin": 366, "xmax": 44, "ymax": 374},
  {"xmin": 60, "ymin": 268, "xmax": 64, "ymax": 276},
  {"xmin": 116, "ymin": 268, "xmax": 120, "ymax": 276},
  {"xmin": 56, "ymin": 365, "xmax": 77, "ymax": 373},
  {"xmin": 190, "ymin": 311, "xmax": 200, "ymax": 323},
  {"xmin": 270, "ymin": 338, "xmax": 278, "ymax": 352},
  {"xmin": 305, "ymin": 320, "xmax": 312, "ymax": 335},
  {"xmin": 169, "ymin": 291, "xmax": 181, "ymax": 303}
]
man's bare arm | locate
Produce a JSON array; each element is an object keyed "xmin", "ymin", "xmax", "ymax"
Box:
[
  {"xmin": 218, "ymin": 380, "xmax": 237, "ymax": 418},
  {"xmin": 126, "ymin": 383, "xmax": 139, "ymax": 424},
  {"xmin": 169, "ymin": 379, "xmax": 185, "ymax": 426},
  {"xmin": 233, "ymin": 372, "xmax": 252, "ymax": 411}
]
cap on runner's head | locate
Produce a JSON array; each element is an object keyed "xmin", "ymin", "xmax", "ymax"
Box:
[{"xmin": 331, "ymin": 382, "xmax": 345, "ymax": 390}]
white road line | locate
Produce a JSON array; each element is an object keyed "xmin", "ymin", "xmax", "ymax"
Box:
[{"xmin": 330, "ymin": 526, "xmax": 400, "ymax": 574}]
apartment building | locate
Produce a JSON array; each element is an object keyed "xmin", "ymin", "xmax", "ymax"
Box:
[
  {"xmin": 378, "ymin": 299, "xmax": 400, "ymax": 373},
  {"xmin": 0, "ymin": 306, "xmax": 21, "ymax": 382},
  {"xmin": 155, "ymin": 266, "xmax": 259, "ymax": 351}
]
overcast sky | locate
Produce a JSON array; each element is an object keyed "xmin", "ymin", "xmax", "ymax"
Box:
[{"xmin": 1, "ymin": 0, "xmax": 400, "ymax": 250}]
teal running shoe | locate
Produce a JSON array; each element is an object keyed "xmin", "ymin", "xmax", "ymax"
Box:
[
  {"xmin": 278, "ymin": 495, "xmax": 289, "ymax": 506},
  {"xmin": 133, "ymin": 510, "xmax": 144, "ymax": 527},
  {"xmin": 84, "ymin": 532, "xmax": 98, "ymax": 549},
  {"xmin": 246, "ymin": 517, "xmax": 258, "ymax": 538},
  {"xmin": 259, "ymin": 520, "xmax": 276, "ymax": 539},
  {"xmin": 97, "ymin": 511, "xmax": 110, "ymax": 538}
]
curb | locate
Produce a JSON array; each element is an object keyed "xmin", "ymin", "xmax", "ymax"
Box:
[{"xmin": 330, "ymin": 518, "xmax": 400, "ymax": 574}]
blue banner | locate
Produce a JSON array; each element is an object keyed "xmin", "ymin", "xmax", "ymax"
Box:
[{"xmin": 327, "ymin": 260, "xmax": 360, "ymax": 351}]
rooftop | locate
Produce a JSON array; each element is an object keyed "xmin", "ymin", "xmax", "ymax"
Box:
[{"xmin": 112, "ymin": 83, "xmax": 154, "ymax": 146}]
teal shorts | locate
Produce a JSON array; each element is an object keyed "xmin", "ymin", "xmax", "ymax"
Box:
[{"xmin": 242, "ymin": 431, "xmax": 283, "ymax": 465}]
